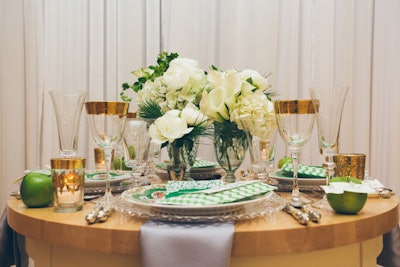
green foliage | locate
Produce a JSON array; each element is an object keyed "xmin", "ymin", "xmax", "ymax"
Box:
[
  {"xmin": 137, "ymin": 100, "xmax": 164, "ymax": 120},
  {"xmin": 120, "ymin": 52, "xmax": 179, "ymax": 102}
]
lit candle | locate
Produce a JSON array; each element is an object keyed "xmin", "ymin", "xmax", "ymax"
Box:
[{"xmin": 51, "ymin": 158, "xmax": 85, "ymax": 213}]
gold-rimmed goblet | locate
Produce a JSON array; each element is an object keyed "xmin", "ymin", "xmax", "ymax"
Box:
[
  {"xmin": 274, "ymin": 100, "xmax": 316, "ymax": 207},
  {"xmin": 310, "ymin": 86, "xmax": 349, "ymax": 209},
  {"xmin": 85, "ymin": 101, "xmax": 129, "ymax": 206}
]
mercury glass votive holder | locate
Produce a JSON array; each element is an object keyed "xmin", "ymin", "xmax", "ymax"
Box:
[
  {"xmin": 51, "ymin": 157, "xmax": 86, "ymax": 213},
  {"xmin": 333, "ymin": 153, "xmax": 366, "ymax": 180}
]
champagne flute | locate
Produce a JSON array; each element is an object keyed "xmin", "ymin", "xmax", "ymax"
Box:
[
  {"xmin": 85, "ymin": 101, "xmax": 129, "ymax": 206},
  {"xmin": 49, "ymin": 90, "xmax": 86, "ymax": 157},
  {"xmin": 310, "ymin": 86, "xmax": 349, "ymax": 209},
  {"xmin": 274, "ymin": 100, "xmax": 316, "ymax": 206}
]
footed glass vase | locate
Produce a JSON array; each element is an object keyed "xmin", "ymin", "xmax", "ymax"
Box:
[
  {"xmin": 167, "ymin": 137, "xmax": 199, "ymax": 181},
  {"xmin": 213, "ymin": 121, "xmax": 248, "ymax": 183}
]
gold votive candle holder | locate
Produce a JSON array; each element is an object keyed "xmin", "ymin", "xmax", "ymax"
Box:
[
  {"xmin": 51, "ymin": 158, "xmax": 85, "ymax": 213},
  {"xmin": 333, "ymin": 153, "xmax": 366, "ymax": 180}
]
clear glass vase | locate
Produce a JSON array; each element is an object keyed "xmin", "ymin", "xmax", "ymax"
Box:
[
  {"xmin": 213, "ymin": 121, "xmax": 248, "ymax": 183},
  {"xmin": 167, "ymin": 137, "xmax": 199, "ymax": 181}
]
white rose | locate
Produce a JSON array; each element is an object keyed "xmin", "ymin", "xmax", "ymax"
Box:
[
  {"xmin": 163, "ymin": 58, "xmax": 205, "ymax": 91},
  {"xmin": 149, "ymin": 110, "xmax": 193, "ymax": 143},
  {"xmin": 181, "ymin": 102, "xmax": 209, "ymax": 126}
]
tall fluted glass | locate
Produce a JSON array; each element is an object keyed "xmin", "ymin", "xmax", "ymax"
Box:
[
  {"xmin": 310, "ymin": 86, "xmax": 349, "ymax": 209},
  {"xmin": 274, "ymin": 100, "xmax": 316, "ymax": 206},
  {"xmin": 85, "ymin": 102, "xmax": 129, "ymax": 207},
  {"xmin": 49, "ymin": 90, "xmax": 86, "ymax": 157}
]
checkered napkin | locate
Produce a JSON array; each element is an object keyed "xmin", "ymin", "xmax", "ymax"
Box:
[
  {"xmin": 165, "ymin": 180, "xmax": 224, "ymax": 198},
  {"xmin": 158, "ymin": 181, "xmax": 276, "ymax": 206},
  {"xmin": 281, "ymin": 163, "xmax": 325, "ymax": 178}
]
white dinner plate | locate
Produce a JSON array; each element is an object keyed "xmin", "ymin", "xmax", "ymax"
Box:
[
  {"xmin": 85, "ymin": 171, "xmax": 131, "ymax": 188},
  {"xmin": 269, "ymin": 170, "xmax": 326, "ymax": 186},
  {"xmin": 120, "ymin": 184, "xmax": 273, "ymax": 216}
]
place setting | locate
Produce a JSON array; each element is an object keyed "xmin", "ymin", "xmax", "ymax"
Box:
[{"xmin": 18, "ymin": 54, "xmax": 395, "ymax": 228}]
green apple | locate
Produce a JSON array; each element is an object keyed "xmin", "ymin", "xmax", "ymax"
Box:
[
  {"xmin": 278, "ymin": 157, "xmax": 292, "ymax": 169},
  {"xmin": 20, "ymin": 172, "xmax": 54, "ymax": 208}
]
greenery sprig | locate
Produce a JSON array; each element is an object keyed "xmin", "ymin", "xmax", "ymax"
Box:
[{"xmin": 120, "ymin": 52, "xmax": 179, "ymax": 102}]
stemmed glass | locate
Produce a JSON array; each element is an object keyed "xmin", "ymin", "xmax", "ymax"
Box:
[
  {"xmin": 146, "ymin": 140, "xmax": 162, "ymax": 183},
  {"xmin": 274, "ymin": 100, "xmax": 316, "ymax": 206},
  {"xmin": 85, "ymin": 102, "xmax": 129, "ymax": 206},
  {"xmin": 310, "ymin": 86, "xmax": 349, "ymax": 209},
  {"xmin": 122, "ymin": 114, "xmax": 151, "ymax": 187}
]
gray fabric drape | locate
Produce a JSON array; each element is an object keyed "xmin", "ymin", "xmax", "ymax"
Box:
[
  {"xmin": 0, "ymin": 207, "xmax": 28, "ymax": 267},
  {"xmin": 378, "ymin": 225, "xmax": 400, "ymax": 267}
]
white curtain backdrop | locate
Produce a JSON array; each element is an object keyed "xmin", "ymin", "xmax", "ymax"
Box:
[{"xmin": 1, "ymin": 0, "xmax": 399, "ymax": 210}]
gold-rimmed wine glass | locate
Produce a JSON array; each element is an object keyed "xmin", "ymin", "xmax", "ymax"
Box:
[
  {"xmin": 274, "ymin": 99, "xmax": 316, "ymax": 206},
  {"xmin": 85, "ymin": 101, "xmax": 129, "ymax": 206}
]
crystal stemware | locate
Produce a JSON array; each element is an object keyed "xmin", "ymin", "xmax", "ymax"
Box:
[
  {"xmin": 239, "ymin": 117, "xmax": 277, "ymax": 183},
  {"xmin": 85, "ymin": 101, "xmax": 129, "ymax": 206},
  {"xmin": 274, "ymin": 100, "xmax": 316, "ymax": 206},
  {"xmin": 146, "ymin": 139, "xmax": 162, "ymax": 183},
  {"xmin": 310, "ymin": 86, "xmax": 349, "ymax": 209},
  {"xmin": 49, "ymin": 90, "xmax": 86, "ymax": 157},
  {"xmin": 122, "ymin": 113, "xmax": 151, "ymax": 187}
]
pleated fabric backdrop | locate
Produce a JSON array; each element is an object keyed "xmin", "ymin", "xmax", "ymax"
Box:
[{"xmin": 1, "ymin": 0, "xmax": 399, "ymax": 210}]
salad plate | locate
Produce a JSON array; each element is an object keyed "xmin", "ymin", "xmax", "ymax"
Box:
[
  {"xmin": 85, "ymin": 171, "xmax": 131, "ymax": 188},
  {"xmin": 269, "ymin": 170, "xmax": 326, "ymax": 186}
]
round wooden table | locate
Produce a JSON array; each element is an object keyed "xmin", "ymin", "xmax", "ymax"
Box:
[{"xmin": 8, "ymin": 194, "xmax": 399, "ymax": 267}]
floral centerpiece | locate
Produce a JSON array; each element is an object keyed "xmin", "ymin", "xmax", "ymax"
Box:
[
  {"xmin": 121, "ymin": 52, "xmax": 211, "ymax": 180},
  {"xmin": 200, "ymin": 67, "xmax": 276, "ymax": 182}
]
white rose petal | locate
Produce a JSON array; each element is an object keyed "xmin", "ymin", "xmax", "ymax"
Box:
[
  {"xmin": 181, "ymin": 102, "xmax": 208, "ymax": 126},
  {"xmin": 149, "ymin": 111, "xmax": 193, "ymax": 143},
  {"xmin": 163, "ymin": 58, "xmax": 204, "ymax": 91}
]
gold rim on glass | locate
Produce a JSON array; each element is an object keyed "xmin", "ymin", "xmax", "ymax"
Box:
[
  {"xmin": 85, "ymin": 102, "xmax": 129, "ymax": 115},
  {"xmin": 333, "ymin": 153, "xmax": 366, "ymax": 164},
  {"xmin": 51, "ymin": 158, "xmax": 86, "ymax": 169},
  {"xmin": 274, "ymin": 99, "xmax": 317, "ymax": 114}
]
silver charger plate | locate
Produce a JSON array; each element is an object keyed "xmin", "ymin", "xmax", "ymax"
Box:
[{"xmin": 114, "ymin": 185, "xmax": 286, "ymax": 222}]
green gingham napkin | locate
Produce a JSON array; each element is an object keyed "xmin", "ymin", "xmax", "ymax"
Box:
[
  {"xmin": 158, "ymin": 181, "xmax": 276, "ymax": 206},
  {"xmin": 165, "ymin": 180, "xmax": 224, "ymax": 198},
  {"xmin": 281, "ymin": 163, "xmax": 325, "ymax": 178}
]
